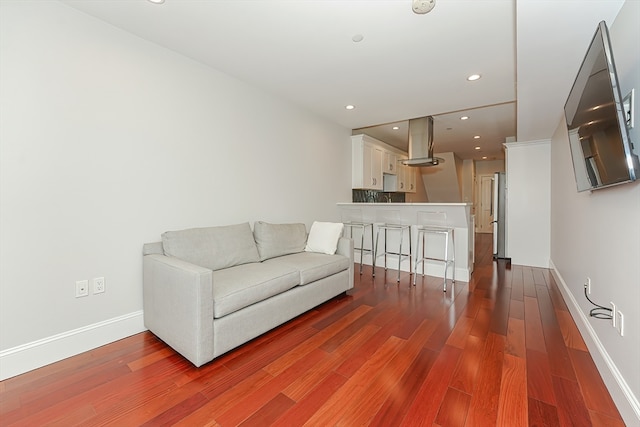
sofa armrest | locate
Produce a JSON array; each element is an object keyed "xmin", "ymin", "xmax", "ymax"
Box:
[
  {"xmin": 336, "ymin": 236, "xmax": 354, "ymax": 290},
  {"xmin": 143, "ymin": 253, "xmax": 214, "ymax": 366}
]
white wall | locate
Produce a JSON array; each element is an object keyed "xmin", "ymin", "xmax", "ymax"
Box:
[
  {"xmin": 504, "ymin": 140, "xmax": 551, "ymax": 268},
  {"xmin": 475, "ymin": 158, "xmax": 505, "ymax": 176},
  {"xmin": 461, "ymin": 159, "xmax": 475, "ymax": 204},
  {"xmin": 421, "ymin": 152, "xmax": 462, "ymax": 202},
  {"xmin": 549, "ymin": 1, "xmax": 640, "ymax": 423},
  {"xmin": 0, "ymin": 1, "xmax": 351, "ymax": 377}
]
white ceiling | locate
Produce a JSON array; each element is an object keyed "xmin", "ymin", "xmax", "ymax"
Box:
[{"xmin": 61, "ymin": 0, "xmax": 625, "ymax": 160}]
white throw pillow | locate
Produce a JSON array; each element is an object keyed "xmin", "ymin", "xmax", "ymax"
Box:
[{"xmin": 304, "ymin": 221, "xmax": 344, "ymax": 255}]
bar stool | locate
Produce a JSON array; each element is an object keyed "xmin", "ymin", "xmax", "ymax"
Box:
[
  {"xmin": 341, "ymin": 209, "xmax": 375, "ymax": 274},
  {"xmin": 374, "ymin": 210, "xmax": 412, "ymax": 282},
  {"xmin": 413, "ymin": 211, "xmax": 455, "ymax": 291}
]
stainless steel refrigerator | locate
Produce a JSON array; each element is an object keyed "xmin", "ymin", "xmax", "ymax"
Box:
[{"xmin": 492, "ymin": 172, "xmax": 507, "ymax": 259}]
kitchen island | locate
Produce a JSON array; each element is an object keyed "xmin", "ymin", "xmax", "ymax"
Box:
[{"xmin": 337, "ymin": 203, "xmax": 474, "ymax": 282}]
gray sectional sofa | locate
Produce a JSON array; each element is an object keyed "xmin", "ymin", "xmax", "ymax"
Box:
[{"xmin": 143, "ymin": 221, "xmax": 353, "ymax": 367}]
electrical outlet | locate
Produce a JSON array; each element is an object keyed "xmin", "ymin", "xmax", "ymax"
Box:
[
  {"xmin": 617, "ymin": 311, "xmax": 624, "ymax": 336},
  {"xmin": 93, "ymin": 277, "xmax": 105, "ymax": 294},
  {"xmin": 76, "ymin": 280, "xmax": 89, "ymax": 298},
  {"xmin": 586, "ymin": 277, "xmax": 591, "ymax": 294},
  {"xmin": 610, "ymin": 302, "xmax": 616, "ymax": 328}
]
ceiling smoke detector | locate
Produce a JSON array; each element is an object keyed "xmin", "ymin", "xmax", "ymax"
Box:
[{"xmin": 412, "ymin": 0, "xmax": 435, "ymax": 14}]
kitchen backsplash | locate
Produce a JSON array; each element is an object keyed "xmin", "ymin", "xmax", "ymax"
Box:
[{"xmin": 352, "ymin": 190, "xmax": 406, "ymax": 203}]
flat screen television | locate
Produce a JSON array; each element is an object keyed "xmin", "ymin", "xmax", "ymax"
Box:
[{"xmin": 564, "ymin": 20, "xmax": 638, "ymax": 192}]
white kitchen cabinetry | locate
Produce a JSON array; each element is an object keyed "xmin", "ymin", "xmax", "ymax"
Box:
[
  {"xmin": 397, "ymin": 161, "xmax": 417, "ymax": 193},
  {"xmin": 352, "ymin": 134, "xmax": 414, "ymax": 192},
  {"xmin": 384, "ymin": 151, "xmax": 398, "ymax": 175},
  {"xmin": 352, "ymin": 135, "xmax": 383, "ymax": 190}
]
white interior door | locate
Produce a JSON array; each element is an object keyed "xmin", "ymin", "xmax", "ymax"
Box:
[{"xmin": 477, "ymin": 174, "xmax": 494, "ymax": 233}]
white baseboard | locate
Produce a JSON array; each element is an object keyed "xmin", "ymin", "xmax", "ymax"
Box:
[
  {"xmin": 549, "ymin": 260, "xmax": 640, "ymax": 425},
  {"xmin": 0, "ymin": 311, "xmax": 146, "ymax": 381}
]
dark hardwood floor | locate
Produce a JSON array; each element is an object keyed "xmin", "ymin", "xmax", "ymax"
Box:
[{"xmin": 0, "ymin": 233, "xmax": 625, "ymax": 426}]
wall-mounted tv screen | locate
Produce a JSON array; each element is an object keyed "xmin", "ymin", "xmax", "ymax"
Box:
[{"xmin": 564, "ymin": 21, "xmax": 638, "ymax": 192}]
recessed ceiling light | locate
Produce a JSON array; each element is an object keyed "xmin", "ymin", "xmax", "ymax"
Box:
[
  {"xmin": 474, "ymin": 135, "xmax": 480, "ymax": 139},
  {"xmin": 467, "ymin": 74, "xmax": 481, "ymax": 81},
  {"xmin": 392, "ymin": 126, "xmax": 399, "ymax": 130},
  {"xmin": 475, "ymin": 146, "xmax": 481, "ymax": 150},
  {"xmin": 148, "ymin": 0, "xmax": 165, "ymax": 3},
  {"xmin": 482, "ymin": 156, "xmax": 488, "ymax": 159},
  {"xmin": 352, "ymin": 34, "xmax": 364, "ymax": 43},
  {"xmin": 460, "ymin": 116, "xmax": 469, "ymax": 120},
  {"xmin": 345, "ymin": 105, "xmax": 355, "ymax": 110}
]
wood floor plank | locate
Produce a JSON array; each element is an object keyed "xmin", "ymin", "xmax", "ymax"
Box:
[
  {"xmin": 556, "ymin": 310, "xmax": 588, "ymax": 351},
  {"xmin": 464, "ymin": 333, "xmax": 505, "ymax": 427},
  {"xmin": 510, "ymin": 265, "xmax": 524, "ymax": 302},
  {"xmin": 262, "ymin": 304, "xmax": 372, "ymax": 377},
  {"xmin": 532, "ymin": 267, "xmax": 548, "ymax": 286},
  {"xmin": 237, "ymin": 393, "xmax": 295, "ymax": 427},
  {"xmin": 449, "ymin": 334, "xmax": 484, "ymax": 395},
  {"xmin": 468, "ymin": 307, "xmax": 492, "ymax": 340},
  {"xmin": 282, "ymin": 323, "xmax": 379, "ymax": 401},
  {"xmin": 542, "ymin": 324, "xmax": 577, "ymax": 381},
  {"xmin": 215, "ymin": 348, "xmax": 327, "ymax": 426},
  {"xmin": 302, "ymin": 336, "xmax": 405, "ymax": 426},
  {"xmin": 523, "ymin": 266, "xmax": 538, "ymax": 298},
  {"xmin": 370, "ymin": 347, "xmax": 439, "ymax": 425},
  {"xmin": 496, "ymin": 354, "xmax": 528, "ymax": 427},
  {"xmin": 399, "ymin": 345, "xmax": 463, "ymax": 426},
  {"xmin": 139, "ymin": 392, "xmax": 209, "ymax": 427},
  {"xmin": 333, "ymin": 311, "xmax": 406, "ymax": 378},
  {"xmin": 552, "ymin": 375, "xmax": 593, "ymax": 427},
  {"xmin": 271, "ymin": 372, "xmax": 347, "ymax": 427},
  {"xmin": 526, "ymin": 349, "xmax": 557, "ymax": 405},
  {"xmin": 546, "ymin": 275, "xmax": 569, "ymax": 312},
  {"xmin": 569, "ymin": 348, "xmax": 621, "ymax": 419},
  {"xmin": 489, "ymin": 286, "xmax": 511, "ymax": 336},
  {"xmin": 221, "ymin": 322, "xmax": 321, "ymax": 375},
  {"xmin": 524, "ymin": 295, "xmax": 547, "ymax": 353},
  {"xmin": 528, "ymin": 397, "xmax": 561, "ymax": 427},
  {"xmin": 505, "ymin": 317, "xmax": 526, "ymax": 359},
  {"xmin": 445, "ymin": 314, "xmax": 475, "ymax": 349},
  {"xmin": 91, "ymin": 354, "xmax": 193, "ymax": 412},
  {"xmin": 509, "ymin": 299, "xmax": 524, "ymax": 320},
  {"xmin": 434, "ymin": 387, "xmax": 472, "ymax": 427},
  {"xmin": 173, "ymin": 369, "xmax": 273, "ymax": 426},
  {"xmin": 127, "ymin": 347, "xmax": 176, "ymax": 372},
  {"xmin": 588, "ymin": 409, "xmax": 627, "ymax": 427},
  {"xmin": 335, "ymin": 320, "xmax": 438, "ymax": 426}
]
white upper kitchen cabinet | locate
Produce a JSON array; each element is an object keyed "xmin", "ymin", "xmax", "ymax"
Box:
[{"xmin": 352, "ymin": 134, "xmax": 383, "ymax": 190}]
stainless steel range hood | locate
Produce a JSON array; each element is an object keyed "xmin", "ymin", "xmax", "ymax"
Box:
[{"xmin": 402, "ymin": 116, "xmax": 444, "ymax": 167}]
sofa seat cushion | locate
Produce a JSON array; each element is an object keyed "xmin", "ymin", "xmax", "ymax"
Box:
[
  {"xmin": 212, "ymin": 262, "xmax": 299, "ymax": 318},
  {"xmin": 265, "ymin": 252, "xmax": 350, "ymax": 286}
]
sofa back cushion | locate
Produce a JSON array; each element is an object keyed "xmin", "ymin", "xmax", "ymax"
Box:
[
  {"xmin": 253, "ymin": 221, "xmax": 307, "ymax": 261},
  {"xmin": 162, "ymin": 223, "xmax": 260, "ymax": 271}
]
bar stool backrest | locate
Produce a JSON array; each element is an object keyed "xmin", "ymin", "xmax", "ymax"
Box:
[
  {"xmin": 376, "ymin": 210, "xmax": 402, "ymax": 226},
  {"xmin": 417, "ymin": 211, "xmax": 448, "ymax": 227}
]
